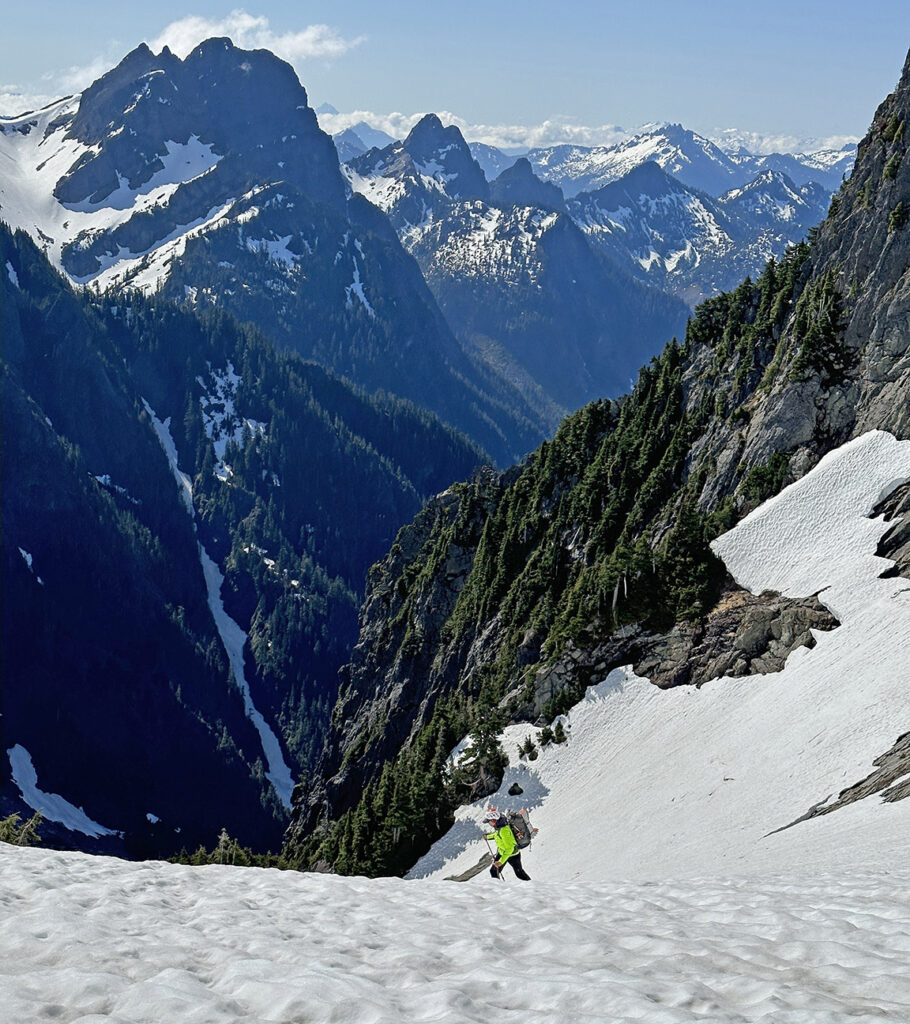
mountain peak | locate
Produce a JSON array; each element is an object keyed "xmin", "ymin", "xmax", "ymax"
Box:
[
  {"xmin": 405, "ymin": 113, "xmax": 460, "ymax": 152},
  {"xmin": 490, "ymin": 157, "xmax": 566, "ymax": 212},
  {"xmin": 614, "ymin": 159, "xmax": 680, "ymax": 194},
  {"xmin": 190, "ymin": 36, "xmax": 238, "ymax": 58},
  {"xmin": 400, "ymin": 115, "xmax": 488, "ymax": 200}
]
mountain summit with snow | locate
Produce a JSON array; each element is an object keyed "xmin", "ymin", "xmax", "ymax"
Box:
[
  {"xmin": 1, "ymin": 38, "xmax": 555, "ymax": 462},
  {"xmin": 345, "ymin": 116, "xmax": 689, "ymax": 416}
]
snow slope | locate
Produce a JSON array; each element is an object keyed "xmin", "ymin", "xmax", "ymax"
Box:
[
  {"xmin": 1, "ymin": 431, "xmax": 908, "ymax": 1024},
  {"xmin": 2, "ymin": 845, "xmax": 909, "ymax": 1023},
  {"xmin": 0, "ymin": 99, "xmax": 223, "ymax": 288},
  {"xmin": 413, "ymin": 430, "xmax": 910, "ymax": 882}
]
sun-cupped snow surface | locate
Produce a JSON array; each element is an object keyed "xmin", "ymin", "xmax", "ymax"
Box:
[
  {"xmin": 413, "ymin": 430, "xmax": 910, "ymax": 885},
  {"xmin": 2, "ymin": 846, "xmax": 910, "ymax": 1024}
]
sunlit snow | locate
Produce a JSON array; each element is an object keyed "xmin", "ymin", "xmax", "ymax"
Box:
[
  {"xmin": 1, "ymin": 432, "xmax": 908, "ymax": 1022},
  {"xmin": 6, "ymin": 745, "xmax": 118, "ymax": 838},
  {"xmin": 414, "ymin": 431, "xmax": 910, "ymax": 884},
  {"xmin": 0, "ymin": 99, "xmax": 222, "ymax": 288}
]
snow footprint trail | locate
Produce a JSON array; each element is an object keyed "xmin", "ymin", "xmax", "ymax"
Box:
[
  {"xmin": 2, "ymin": 846, "xmax": 910, "ymax": 1023},
  {"xmin": 143, "ymin": 399, "xmax": 295, "ymax": 807}
]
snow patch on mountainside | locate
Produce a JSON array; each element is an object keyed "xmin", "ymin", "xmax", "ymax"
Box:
[
  {"xmin": 413, "ymin": 430, "xmax": 910, "ymax": 883},
  {"xmin": 142, "ymin": 399, "xmax": 294, "ymax": 807},
  {"xmin": 418, "ymin": 203, "xmax": 560, "ymax": 281},
  {"xmin": 89, "ymin": 197, "xmax": 237, "ymax": 293},
  {"xmin": 345, "ymin": 255, "xmax": 375, "ymax": 317},
  {"xmin": 6, "ymin": 745, "xmax": 118, "ymax": 838},
  {"xmin": 0, "ymin": 100, "xmax": 222, "ymax": 285},
  {"xmin": 342, "ymin": 165, "xmax": 407, "ymax": 211},
  {"xmin": 63, "ymin": 135, "xmax": 220, "ymax": 214},
  {"xmin": 197, "ymin": 363, "xmax": 267, "ymax": 481}
]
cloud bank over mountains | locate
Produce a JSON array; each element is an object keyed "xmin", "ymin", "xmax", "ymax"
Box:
[
  {"xmin": 317, "ymin": 107, "xmax": 858, "ymax": 156},
  {"xmin": 0, "ymin": 11, "xmax": 857, "ymax": 159}
]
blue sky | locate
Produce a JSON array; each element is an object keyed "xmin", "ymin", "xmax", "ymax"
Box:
[{"xmin": 2, "ymin": 2, "xmax": 908, "ymax": 150}]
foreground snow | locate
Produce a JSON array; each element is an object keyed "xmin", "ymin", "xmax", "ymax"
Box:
[{"xmin": 2, "ymin": 845, "xmax": 909, "ymax": 1023}]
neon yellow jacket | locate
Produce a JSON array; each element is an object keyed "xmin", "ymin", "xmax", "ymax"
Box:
[{"xmin": 484, "ymin": 824, "xmax": 517, "ymax": 862}]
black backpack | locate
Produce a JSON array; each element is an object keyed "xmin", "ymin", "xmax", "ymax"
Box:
[{"xmin": 505, "ymin": 808, "xmax": 535, "ymax": 849}]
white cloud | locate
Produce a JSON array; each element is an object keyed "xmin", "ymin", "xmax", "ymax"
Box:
[
  {"xmin": 316, "ymin": 109, "xmax": 631, "ymax": 152},
  {"xmin": 708, "ymin": 127, "xmax": 859, "ymax": 156},
  {"xmin": 50, "ymin": 56, "xmax": 123, "ymax": 95},
  {"xmin": 0, "ymin": 89, "xmax": 56, "ymax": 117},
  {"xmin": 0, "ymin": 11, "xmax": 363, "ymax": 118},
  {"xmin": 1, "ymin": 52, "xmax": 121, "ymax": 115},
  {"xmin": 149, "ymin": 10, "xmax": 364, "ymax": 63},
  {"xmin": 318, "ymin": 108, "xmax": 860, "ymax": 157}
]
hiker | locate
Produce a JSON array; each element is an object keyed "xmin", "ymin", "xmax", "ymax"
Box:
[{"xmin": 484, "ymin": 808, "xmax": 531, "ymax": 880}]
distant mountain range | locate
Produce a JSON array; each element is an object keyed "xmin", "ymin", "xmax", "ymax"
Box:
[
  {"xmin": 344, "ymin": 115, "xmax": 831, "ymax": 313},
  {"xmin": 345, "ymin": 114, "xmax": 689, "ymax": 415},
  {"xmin": 569, "ymin": 161, "xmax": 829, "ymax": 305},
  {"xmin": 331, "ymin": 118, "xmax": 855, "ymax": 198}
]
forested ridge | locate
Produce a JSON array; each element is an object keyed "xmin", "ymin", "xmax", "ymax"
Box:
[{"xmin": 2, "ymin": 221, "xmax": 484, "ymax": 854}]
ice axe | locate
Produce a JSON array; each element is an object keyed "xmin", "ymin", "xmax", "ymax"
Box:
[{"xmin": 483, "ymin": 833, "xmax": 504, "ymax": 881}]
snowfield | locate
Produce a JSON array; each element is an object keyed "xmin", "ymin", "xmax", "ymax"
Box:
[
  {"xmin": 2, "ymin": 847, "xmax": 910, "ymax": 1024},
  {"xmin": 1, "ymin": 430, "xmax": 909, "ymax": 1023},
  {"xmin": 413, "ymin": 430, "xmax": 910, "ymax": 884}
]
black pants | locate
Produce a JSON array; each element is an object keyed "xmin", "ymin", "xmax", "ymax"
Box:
[{"xmin": 490, "ymin": 852, "xmax": 530, "ymax": 880}]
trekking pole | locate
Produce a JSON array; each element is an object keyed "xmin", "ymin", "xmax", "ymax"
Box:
[{"xmin": 483, "ymin": 835, "xmax": 504, "ymax": 881}]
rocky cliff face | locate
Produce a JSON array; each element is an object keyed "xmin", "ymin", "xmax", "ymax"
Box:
[{"xmin": 285, "ymin": 50, "xmax": 910, "ymax": 866}]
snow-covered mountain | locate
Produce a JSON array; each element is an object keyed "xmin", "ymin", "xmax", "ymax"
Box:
[
  {"xmin": 728, "ymin": 147, "xmax": 856, "ymax": 193},
  {"xmin": 0, "ymin": 41, "xmax": 544, "ymax": 464},
  {"xmin": 413, "ymin": 430, "xmax": 910, "ymax": 883},
  {"xmin": 331, "ymin": 126, "xmax": 368, "ymax": 163},
  {"xmin": 468, "ymin": 140, "xmax": 520, "ymax": 180},
  {"xmin": 569, "ymin": 161, "xmax": 829, "ymax": 304},
  {"xmin": 346, "ymin": 115, "xmax": 689, "ymax": 416},
  {"xmin": 526, "ymin": 123, "xmax": 742, "ymax": 197},
  {"xmin": 511, "ymin": 123, "xmax": 855, "ymax": 199},
  {"xmin": 4, "ymin": 429, "xmax": 908, "ymax": 1022}
]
